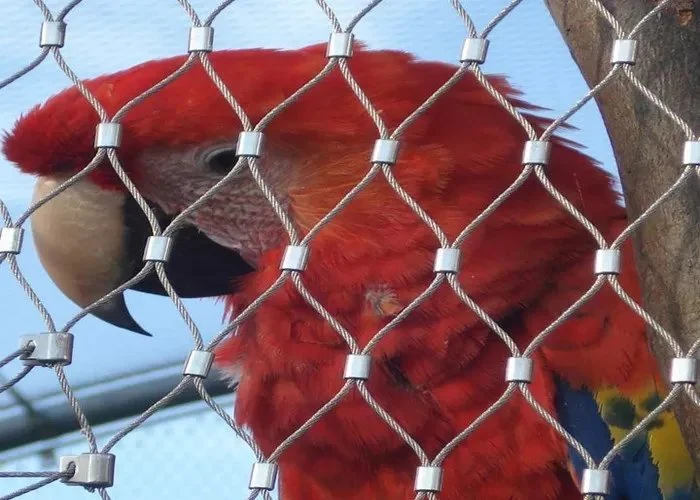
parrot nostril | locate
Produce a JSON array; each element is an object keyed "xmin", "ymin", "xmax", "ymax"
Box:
[{"xmin": 203, "ymin": 147, "xmax": 237, "ymax": 176}]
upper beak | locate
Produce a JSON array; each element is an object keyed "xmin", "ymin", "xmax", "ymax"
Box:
[{"xmin": 30, "ymin": 176, "xmax": 253, "ymax": 336}]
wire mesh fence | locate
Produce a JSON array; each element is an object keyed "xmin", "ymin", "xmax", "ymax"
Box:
[{"xmin": 0, "ymin": 0, "xmax": 699, "ymax": 499}]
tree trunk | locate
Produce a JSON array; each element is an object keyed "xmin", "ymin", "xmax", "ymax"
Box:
[{"xmin": 544, "ymin": 0, "xmax": 700, "ymax": 474}]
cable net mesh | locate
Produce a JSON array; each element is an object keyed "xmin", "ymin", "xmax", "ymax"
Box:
[{"xmin": 0, "ymin": 0, "xmax": 699, "ymax": 499}]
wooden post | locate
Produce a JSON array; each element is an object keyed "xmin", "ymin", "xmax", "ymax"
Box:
[{"xmin": 544, "ymin": 0, "xmax": 700, "ymax": 473}]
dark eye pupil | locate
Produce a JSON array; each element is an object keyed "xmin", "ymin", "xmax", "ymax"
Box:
[{"xmin": 207, "ymin": 149, "xmax": 237, "ymax": 174}]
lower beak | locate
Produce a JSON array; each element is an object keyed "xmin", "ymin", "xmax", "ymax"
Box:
[{"xmin": 30, "ymin": 176, "xmax": 253, "ymax": 336}]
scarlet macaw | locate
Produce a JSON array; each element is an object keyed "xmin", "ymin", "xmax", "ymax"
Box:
[{"xmin": 3, "ymin": 43, "xmax": 698, "ymax": 499}]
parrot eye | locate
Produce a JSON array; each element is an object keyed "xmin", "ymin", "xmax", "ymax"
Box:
[{"xmin": 203, "ymin": 147, "xmax": 238, "ymax": 175}]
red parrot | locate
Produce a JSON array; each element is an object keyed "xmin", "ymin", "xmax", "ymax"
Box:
[{"xmin": 2, "ymin": 43, "xmax": 698, "ymax": 499}]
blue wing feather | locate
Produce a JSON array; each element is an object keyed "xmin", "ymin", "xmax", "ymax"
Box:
[{"xmin": 554, "ymin": 377, "xmax": 698, "ymax": 500}]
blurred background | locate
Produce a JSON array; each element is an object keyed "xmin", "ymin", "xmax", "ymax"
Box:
[{"xmin": 0, "ymin": 1, "xmax": 617, "ymax": 498}]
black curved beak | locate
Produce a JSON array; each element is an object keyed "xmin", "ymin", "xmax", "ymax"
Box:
[{"xmin": 31, "ymin": 177, "xmax": 253, "ymax": 336}]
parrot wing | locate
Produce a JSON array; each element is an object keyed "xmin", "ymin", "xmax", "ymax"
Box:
[
  {"xmin": 554, "ymin": 377, "xmax": 699, "ymax": 499},
  {"xmin": 532, "ymin": 232, "xmax": 700, "ymax": 499}
]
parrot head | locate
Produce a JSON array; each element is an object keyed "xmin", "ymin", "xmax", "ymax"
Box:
[
  {"xmin": 1, "ymin": 43, "xmax": 533, "ymax": 336},
  {"xmin": 1, "ymin": 42, "xmax": 615, "ymax": 343}
]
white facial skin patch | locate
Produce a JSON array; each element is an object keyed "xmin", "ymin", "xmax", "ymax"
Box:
[{"xmin": 136, "ymin": 144, "xmax": 291, "ymax": 266}]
